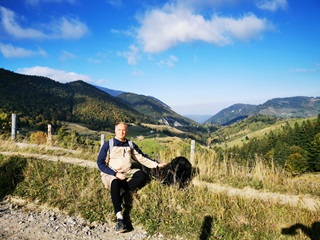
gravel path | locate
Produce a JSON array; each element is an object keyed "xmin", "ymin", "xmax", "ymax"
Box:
[{"xmin": 0, "ymin": 197, "xmax": 163, "ymax": 240}]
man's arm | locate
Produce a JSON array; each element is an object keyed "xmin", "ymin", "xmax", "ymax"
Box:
[
  {"xmin": 97, "ymin": 141, "xmax": 116, "ymax": 175},
  {"xmin": 131, "ymin": 142, "xmax": 166, "ymax": 168}
]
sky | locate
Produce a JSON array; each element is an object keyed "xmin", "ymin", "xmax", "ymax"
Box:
[{"xmin": 0, "ymin": 0, "xmax": 320, "ymax": 116}]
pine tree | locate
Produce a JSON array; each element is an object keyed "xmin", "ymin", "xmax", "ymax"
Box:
[
  {"xmin": 315, "ymin": 113, "xmax": 320, "ymax": 134},
  {"xmin": 273, "ymin": 140, "xmax": 291, "ymax": 166},
  {"xmin": 300, "ymin": 120, "xmax": 316, "ymax": 151},
  {"xmin": 308, "ymin": 133, "xmax": 320, "ymax": 171}
]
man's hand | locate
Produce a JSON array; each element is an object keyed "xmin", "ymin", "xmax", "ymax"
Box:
[
  {"xmin": 157, "ymin": 163, "xmax": 167, "ymax": 168},
  {"xmin": 115, "ymin": 172, "xmax": 126, "ymax": 180}
]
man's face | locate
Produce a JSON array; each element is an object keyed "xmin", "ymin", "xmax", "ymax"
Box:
[{"xmin": 115, "ymin": 123, "xmax": 127, "ymax": 141}]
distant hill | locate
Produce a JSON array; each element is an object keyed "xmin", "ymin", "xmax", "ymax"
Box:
[
  {"xmin": 0, "ymin": 68, "xmax": 193, "ymax": 132},
  {"xmin": 205, "ymin": 97, "xmax": 320, "ymax": 125},
  {"xmin": 257, "ymin": 97, "xmax": 320, "ymax": 118},
  {"xmin": 95, "ymin": 84, "xmax": 196, "ymax": 126},
  {"xmin": 205, "ymin": 104, "xmax": 257, "ymax": 125},
  {"xmin": 95, "ymin": 84, "xmax": 195, "ymax": 126},
  {"xmin": 116, "ymin": 92, "xmax": 195, "ymax": 126}
]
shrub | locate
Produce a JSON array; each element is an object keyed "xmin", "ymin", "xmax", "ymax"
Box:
[
  {"xmin": 285, "ymin": 153, "xmax": 308, "ymax": 175},
  {"xmin": 30, "ymin": 131, "xmax": 47, "ymax": 145}
]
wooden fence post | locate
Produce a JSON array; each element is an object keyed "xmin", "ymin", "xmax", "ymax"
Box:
[
  {"xmin": 11, "ymin": 113, "xmax": 16, "ymax": 140},
  {"xmin": 190, "ymin": 139, "xmax": 196, "ymax": 164},
  {"xmin": 47, "ymin": 124, "xmax": 52, "ymax": 147}
]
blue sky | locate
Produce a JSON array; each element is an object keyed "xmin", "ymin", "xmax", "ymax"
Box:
[{"xmin": 1, "ymin": 0, "xmax": 319, "ymax": 115}]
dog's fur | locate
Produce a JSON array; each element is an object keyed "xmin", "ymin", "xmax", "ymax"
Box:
[{"xmin": 144, "ymin": 156, "xmax": 193, "ymax": 188}]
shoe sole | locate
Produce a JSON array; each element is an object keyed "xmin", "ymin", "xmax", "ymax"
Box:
[{"xmin": 116, "ymin": 229, "xmax": 127, "ymax": 233}]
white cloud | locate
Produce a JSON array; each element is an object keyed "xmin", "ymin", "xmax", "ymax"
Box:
[
  {"xmin": 111, "ymin": 28, "xmax": 134, "ymax": 37},
  {"xmin": 131, "ymin": 68, "xmax": 144, "ymax": 76},
  {"xmin": 159, "ymin": 55, "xmax": 178, "ymax": 67},
  {"xmin": 17, "ymin": 66, "xmax": 92, "ymax": 83},
  {"xmin": 137, "ymin": 4, "xmax": 273, "ymax": 53},
  {"xmin": 118, "ymin": 45, "xmax": 140, "ymax": 65},
  {"xmin": 291, "ymin": 68, "xmax": 316, "ymax": 73},
  {"xmin": 54, "ymin": 17, "xmax": 88, "ymax": 39},
  {"xmin": 256, "ymin": 0, "xmax": 288, "ymax": 12},
  {"xmin": 106, "ymin": 0, "xmax": 123, "ymax": 8},
  {"xmin": 175, "ymin": 0, "xmax": 244, "ymax": 11},
  {"xmin": 290, "ymin": 63, "xmax": 320, "ymax": 73},
  {"xmin": 0, "ymin": 7, "xmax": 88, "ymax": 40},
  {"xmin": 0, "ymin": 7, "xmax": 47, "ymax": 39},
  {"xmin": 0, "ymin": 43, "xmax": 47, "ymax": 58},
  {"xmin": 87, "ymin": 57, "xmax": 102, "ymax": 64},
  {"xmin": 87, "ymin": 50, "xmax": 109, "ymax": 64},
  {"xmin": 96, "ymin": 78, "xmax": 110, "ymax": 85},
  {"xmin": 59, "ymin": 50, "xmax": 77, "ymax": 61}
]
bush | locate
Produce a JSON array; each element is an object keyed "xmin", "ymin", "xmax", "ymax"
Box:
[
  {"xmin": 285, "ymin": 153, "xmax": 308, "ymax": 175},
  {"xmin": 30, "ymin": 131, "xmax": 47, "ymax": 145}
]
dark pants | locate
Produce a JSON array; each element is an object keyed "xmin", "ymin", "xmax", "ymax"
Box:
[{"xmin": 110, "ymin": 169, "xmax": 146, "ymax": 214}]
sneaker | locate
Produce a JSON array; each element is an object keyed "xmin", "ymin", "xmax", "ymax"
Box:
[{"xmin": 115, "ymin": 219, "xmax": 127, "ymax": 233}]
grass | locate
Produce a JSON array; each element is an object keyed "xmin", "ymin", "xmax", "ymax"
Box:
[
  {"xmin": 0, "ymin": 137, "xmax": 319, "ymax": 239},
  {"xmin": 61, "ymin": 121, "xmax": 99, "ymax": 136},
  {"xmin": 195, "ymin": 151, "xmax": 320, "ymax": 197}
]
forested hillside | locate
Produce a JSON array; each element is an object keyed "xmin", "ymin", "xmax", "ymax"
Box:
[
  {"xmin": 0, "ymin": 68, "xmax": 153, "ymax": 132},
  {"xmin": 65, "ymin": 81, "xmax": 152, "ymax": 130},
  {"xmin": 0, "ymin": 68, "xmax": 197, "ymax": 134},
  {"xmin": 96, "ymin": 86, "xmax": 195, "ymax": 126},
  {"xmin": 206, "ymin": 103, "xmax": 257, "ymax": 125},
  {"xmin": 215, "ymin": 114, "xmax": 320, "ymax": 174},
  {"xmin": 116, "ymin": 92, "xmax": 195, "ymax": 126}
]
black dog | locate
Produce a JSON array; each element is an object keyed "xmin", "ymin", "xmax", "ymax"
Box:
[{"xmin": 144, "ymin": 156, "xmax": 193, "ymax": 188}]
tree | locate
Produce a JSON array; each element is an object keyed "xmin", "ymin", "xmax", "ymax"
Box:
[
  {"xmin": 285, "ymin": 152, "xmax": 308, "ymax": 175},
  {"xmin": 0, "ymin": 112, "xmax": 9, "ymax": 134},
  {"xmin": 300, "ymin": 120, "xmax": 316, "ymax": 151},
  {"xmin": 315, "ymin": 113, "xmax": 320, "ymax": 134},
  {"xmin": 308, "ymin": 133, "xmax": 320, "ymax": 171}
]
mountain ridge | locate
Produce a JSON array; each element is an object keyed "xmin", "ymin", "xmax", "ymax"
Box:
[
  {"xmin": 0, "ymin": 68, "xmax": 194, "ymax": 132},
  {"xmin": 1, "ymin": 68, "xmax": 319, "ymax": 128},
  {"xmin": 205, "ymin": 96, "xmax": 320, "ymax": 125}
]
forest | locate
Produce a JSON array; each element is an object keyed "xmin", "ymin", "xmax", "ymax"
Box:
[{"xmin": 215, "ymin": 114, "xmax": 320, "ymax": 174}]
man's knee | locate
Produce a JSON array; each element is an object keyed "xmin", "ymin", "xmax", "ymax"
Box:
[
  {"xmin": 111, "ymin": 178, "xmax": 121, "ymax": 188},
  {"xmin": 127, "ymin": 170, "xmax": 147, "ymax": 190},
  {"xmin": 133, "ymin": 169, "xmax": 146, "ymax": 180},
  {"xmin": 101, "ymin": 173, "xmax": 117, "ymax": 189}
]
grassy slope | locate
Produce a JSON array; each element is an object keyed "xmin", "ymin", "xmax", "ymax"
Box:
[
  {"xmin": 1, "ymin": 146, "xmax": 319, "ymax": 240},
  {"xmin": 1, "ymin": 118, "xmax": 319, "ymax": 239}
]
